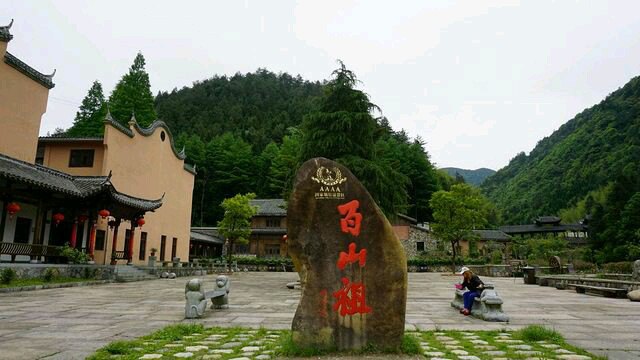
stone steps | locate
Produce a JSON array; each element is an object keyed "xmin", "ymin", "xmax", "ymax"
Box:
[{"xmin": 114, "ymin": 265, "xmax": 157, "ymax": 282}]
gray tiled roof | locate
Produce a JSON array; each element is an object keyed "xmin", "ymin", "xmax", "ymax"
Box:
[
  {"xmin": 500, "ymin": 223, "xmax": 587, "ymax": 235},
  {"xmin": 4, "ymin": 52, "xmax": 55, "ymax": 89},
  {"xmin": 250, "ymin": 199, "xmax": 286, "ymax": 216},
  {"xmin": 39, "ymin": 136, "xmax": 104, "ymax": 142},
  {"xmin": 0, "ymin": 19, "xmax": 13, "ymax": 42},
  {"xmin": 0, "ymin": 152, "xmax": 162, "ymax": 211},
  {"xmin": 251, "ymin": 228, "xmax": 287, "ymax": 235},
  {"xmin": 472, "ymin": 229, "xmax": 511, "ymax": 242},
  {"xmin": 191, "ymin": 227, "xmax": 225, "ymax": 244}
]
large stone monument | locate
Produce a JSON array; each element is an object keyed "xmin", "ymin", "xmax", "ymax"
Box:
[{"xmin": 288, "ymin": 158, "xmax": 407, "ymax": 351}]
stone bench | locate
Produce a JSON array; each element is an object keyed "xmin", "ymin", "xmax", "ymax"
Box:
[
  {"xmin": 573, "ymin": 284, "xmax": 627, "ymax": 298},
  {"xmin": 450, "ymin": 282, "xmax": 509, "ymax": 322}
]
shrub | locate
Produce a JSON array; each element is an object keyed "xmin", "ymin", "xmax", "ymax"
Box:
[
  {"xmin": 602, "ymin": 261, "xmax": 633, "ymax": 274},
  {"xmin": 407, "ymin": 257, "xmax": 486, "ymax": 267},
  {"xmin": 514, "ymin": 325, "xmax": 564, "ymax": 343},
  {"xmin": 0, "ymin": 268, "xmax": 16, "ymax": 284},
  {"xmin": 43, "ymin": 268, "xmax": 60, "ymax": 282},
  {"xmin": 60, "ymin": 244, "xmax": 90, "ymax": 264},
  {"xmin": 572, "ymin": 259, "xmax": 597, "ymax": 273}
]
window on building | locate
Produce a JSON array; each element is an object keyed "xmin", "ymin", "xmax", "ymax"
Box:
[
  {"xmin": 139, "ymin": 232, "xmax": 147, "ymax": 261},
  {"xmin": 35, "ymin": 146, "xmax": 45, "ymax": 165},
  {"xmin": 13, "ymin": 217, "xmax": 31, "ymax": 244},
  {"xmin": 160, "ymin": 236, "xmax": 167, "ymax": 261},
  {"xmin": 265, "ymin": 244, "xmax": 281, "ymax": 258},
  {"xmin": 266, "ymin": 218, "xmax": 281, "ymax": 228},
  {"xmin": 171, "ymin": 237, "xmax": 177, "ymax": 260},
  {"xmin": 234, "ymin": 243, "xmax": 249, "ymax": 254},
  {"xmin": 69, "ymin": 149, "xmax": 95, "ymax": 167},
  {"xmin": 124, "ymin": 229, "xmax": 132, "ymax": 257},
  {"xmin": 95, "ymin": 230, "xmax": 106, "ymax": 251},
  {"xmin": 416, "ymin": 241, "xmax": 425, "ymax": 252}
]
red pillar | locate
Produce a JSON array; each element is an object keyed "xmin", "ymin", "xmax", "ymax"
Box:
[
  {"xmin": 70, "ymin": 220, "xmax": 78, "ymax": 248},
  {"xmin": 128, "ymin": 222, "xmax": 136, "ymax": 264},
  {"xmin": 88, "ymin": 221, "xmax": 97, "ymax": 260},
  {"xmin": 110, "ymin": 223, "xmax": 120, "ymax": 265}
]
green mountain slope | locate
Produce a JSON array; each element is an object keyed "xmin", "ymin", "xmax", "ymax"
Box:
[
  {"xmin": 154, "ymin": 69, "xmax": 324, "ymax": 152},
  {"xmin": 441, "ymin": 167, "xmax": 495, "ymax": 186},
  {"xmin": 482, "ymin": 76, "xmax": 640, "ymax": 224}
]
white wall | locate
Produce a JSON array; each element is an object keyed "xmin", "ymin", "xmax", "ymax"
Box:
[{"xmin": 0, "ymin": 201, "xmax": 38, "ymax": 262}]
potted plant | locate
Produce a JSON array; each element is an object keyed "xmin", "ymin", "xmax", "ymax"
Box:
[
  {"xmin": 150, "ymin": 248, "xmax": 157, "ymax": 257},
  {"xmin": 148, "ymin": 248, "xmax": 158, "ymax": 268}
]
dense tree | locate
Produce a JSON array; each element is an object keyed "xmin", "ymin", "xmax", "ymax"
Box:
[
  {"xmin": 299, "ymin": 61, "xmax": 410, "ymax": 216},
  {"xmin": 66, "ymin": 81, "xmax": 107, "ymax": 137},
  {"xmin": 108, "ymin": 52, "xmax": 157, "ymax": 126},
  {"xmin": 218, "ymin": 193, "xmax": 257, "ymax": 271},
  {"xmin": 482, "ymin": 75, "xmax": 640, "ymax": 225},
  {"xmin": 430, "ymin": 184, "xmax": 493, "ymax": 272},
  {"xmin": 155, "ymin": 69, "xmax": 323, "ymax": 149}
]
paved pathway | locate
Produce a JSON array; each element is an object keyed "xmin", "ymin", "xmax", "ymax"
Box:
[{"xmin": 0, "ymin": 272, "xmax": 638, "ymax": 359}]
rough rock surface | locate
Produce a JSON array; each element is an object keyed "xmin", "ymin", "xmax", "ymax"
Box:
[
  {"xmin": 627, "ymin": 289, "xmax": 640, "ymax": 301},
  {"xmin": 633, "ymin": 259, "xmax": 640, "ymax": 281},
  {"xmin": 288, "ymin": 158, "xmax": 407, "ymax": 351}
]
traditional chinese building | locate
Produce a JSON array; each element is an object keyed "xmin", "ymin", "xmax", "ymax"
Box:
[
  {"xmin": 247, "ymin": 198, "xmax": 287, "ymax": 257},
  {"xmin": 459, "ymin": 229, "xmax": 512, "ymax": 257},
  {"xmin": 37, "ymin": 115, "xmax": 195, "ymax": 265},
  {"xmin": 0, "ymin": 21, "xmax": 195, "ymax": 265},
  {"xmin": 391, "ymin": 214, "xmax": 438, "ymax": 258},
  {"xmin": 499, "ymin": 216, "xmax": 588, "ymax": 245}
]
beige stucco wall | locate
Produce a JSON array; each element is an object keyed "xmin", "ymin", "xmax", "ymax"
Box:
[
  {"xmin": 41, "ymin": 142, "xmax": 105, "ymax": 176},
  {"xmin": 99, "ymin": 123, "xmax": 195, "ymax": 265},
  {"xmin": 0, "ymin": 48, "xmax": 50, "ymax": 163}
]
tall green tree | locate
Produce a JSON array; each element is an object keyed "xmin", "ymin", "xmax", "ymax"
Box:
[
  {"xmin": 66, "ymin": 81, "xmax": 107, "ymax": 137},
  {"xmin": 430, "ymin": 184, "xmax": 492, "ymax": 272},
  {"xmin": 299, "ymin": 60, "xmax": 408, "ymax": 216},
  {"xmin": 108, "ymin": 52, "xmax": 157, "ymax": 126},
  {"xmin": 218, "ymin": 193, "xmax": 257, "ymax": 272}
]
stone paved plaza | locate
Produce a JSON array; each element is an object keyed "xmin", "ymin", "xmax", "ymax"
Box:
[{"xmin": 0, "ymin": 272, "xmax": 638, "ymax": 359}]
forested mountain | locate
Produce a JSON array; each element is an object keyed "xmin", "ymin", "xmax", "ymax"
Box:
[
  {"xmin": 155, "ymin": 69, "xmax": 324, "ymax": 151},
  {"xmin": 482, "ymin": 76, "xmax": 640, "ymax": 262},
  {"xmin": 441, "ymin": 167, "xmax": 495, "ymax": 186}
]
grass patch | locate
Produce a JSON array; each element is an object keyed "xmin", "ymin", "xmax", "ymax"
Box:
[
  {"xmin": 150, "ymin": 323, "xmax": 205, "ymax": 341},
  {"xmin": 88, "ymin": 324, "xmax": 605, "ymax": 360},
  {"xmin": 513, "ymin": 324, "xmax": 564, "ymax": 343},
  {"xmin": 0, "ymin": 277, "xmax": 90, "ymax": 288}
]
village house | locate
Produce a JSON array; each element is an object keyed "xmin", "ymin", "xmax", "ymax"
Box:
[{"xmin": 0, "ymin": 22, "xmax": 195, "ymax": 265}]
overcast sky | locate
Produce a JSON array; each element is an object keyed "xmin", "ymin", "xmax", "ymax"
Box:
[{"xmin": 5, "ymin": 1, "xmax": 640, "ymax": 170}]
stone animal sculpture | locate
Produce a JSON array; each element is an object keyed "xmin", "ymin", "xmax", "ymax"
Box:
[
  {"xmin": 208, "ymin": 275, "xmax": 230, "ymax": 309},
  {"xmin": 184, "ymin": 278, "xmax": 208, "ymax": 319}
]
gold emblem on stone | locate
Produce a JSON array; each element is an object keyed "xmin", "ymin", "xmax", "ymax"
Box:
[
  {"xmin": 312, "ymin": 166, "xmax": 347, "ymax": 186},
  {"xmin": 312, "ymin": 166, "xmax": 346, "ymax": 200}
]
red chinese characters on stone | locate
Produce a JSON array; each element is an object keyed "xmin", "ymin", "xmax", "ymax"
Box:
[
  {"xmin": 337, "ymin": 200, "xmax": 362, "ymax": 236},
  {"xmin": 337, "ymin": 242, "xmax": 367, "ymax": 270},
  {"xmin": 333, "ymin": 277, "xmax": 372, "ymax": 316}
]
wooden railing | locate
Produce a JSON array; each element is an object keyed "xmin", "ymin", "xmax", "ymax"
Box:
[
  {"xmin": 0, "ymin": 242, "xmax": 64, "ymax": 262},
  {"xmin": 114, "ymin": 250, "xmax": 128, "ymax": 260}
]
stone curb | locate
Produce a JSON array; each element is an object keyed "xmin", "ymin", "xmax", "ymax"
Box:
[{"xmin": 0, "ymin": 279, "xmax": 113, "ymax": 293}]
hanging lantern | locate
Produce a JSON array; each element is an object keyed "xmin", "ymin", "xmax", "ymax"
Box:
[
  {"xmin": 98, "ymin": 209, "xmax": 110, "ymax": 219},
  {"xmin": 282, "ymin": 234, "xmax": 288, "ymax": 243},
  {"xmin": 78, "ymin": 214, "xmax": 89, "ymax": 223},
  {"xmin": 6, "ymin": 202, "xmax": 21, "ymax": 218},
  {"xmin": 136, "ymin": 217, "xmax": 145, "ymax": 228},
  {"xmin": 52, "ymin": 213, "xmax": 65, "ymax": 225}
]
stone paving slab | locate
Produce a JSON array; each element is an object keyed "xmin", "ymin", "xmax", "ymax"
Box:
[{"xmin": 0, "ymin": 272, "xmax": 638, "ymax": 359}]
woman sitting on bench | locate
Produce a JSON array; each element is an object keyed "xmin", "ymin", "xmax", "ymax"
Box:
[{"xmin": 458, "ymin": 266, "xmax": 484, "ymax": 316}]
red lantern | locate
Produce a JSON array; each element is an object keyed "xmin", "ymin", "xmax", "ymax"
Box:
[
  {"xmin": 52, "ymin": 213, "xmax": 65, "ymax": 225},
  {"xmin": 6, "ymin": 202, "xmax": 20, "ymax": 218},
  {"xmin": 136, "ymin": 217, "xmax": 145, "ymax": 228},
  {"xmin": 78, "ymin": 215, "xmax": 89, "ymax": 223},
  {"xmin": 98, "ymin": 209, "xmax": 110, "ymax": 219}
]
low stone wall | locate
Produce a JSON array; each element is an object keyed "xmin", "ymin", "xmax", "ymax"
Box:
[
  {"xmin": 537, "ymin": 275, "xmax": 640, "ymax": 292},
  {"xmin": 0, "ymin": 263, "xmax": 116, "ymax": 280},
  {"xmin": 467, "ymin": 265, "xmax": 513, "ymax": 277}
]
